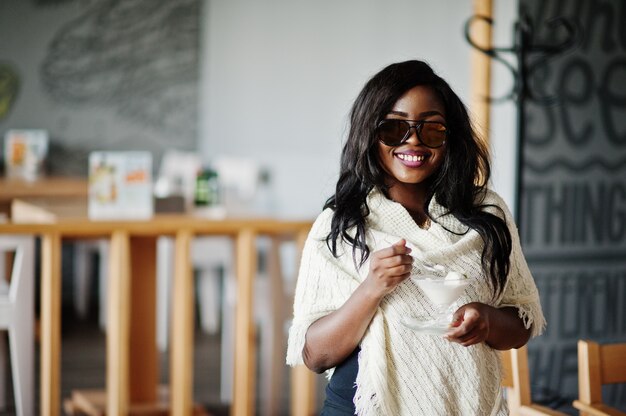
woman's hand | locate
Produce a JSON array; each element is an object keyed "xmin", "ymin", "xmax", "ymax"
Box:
[
  {"xmin": 445, "ymin": 303, "xmax": 531, "ymax": 350},
  {"xmin": 444, "ymin": 302, "xmax": 492, "ymax": 347},
  {"xmin": 363, "ymin": 239, "xmax": 413, "ymax": 299}
]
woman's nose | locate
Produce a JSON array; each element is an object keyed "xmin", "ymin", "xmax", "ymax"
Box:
[{"xmin": 404, "ymin": 126, "xmax": 422, "ymax": 146}]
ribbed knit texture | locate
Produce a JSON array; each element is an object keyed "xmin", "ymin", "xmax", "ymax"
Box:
[{"xmin": 287, "ymin": 188, "xmax": 546, "ymax": 416}]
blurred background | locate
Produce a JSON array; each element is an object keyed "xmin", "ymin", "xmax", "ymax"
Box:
[{"xmin": 0, "ymin": 0, "xmax": 625, "ymax": 415}]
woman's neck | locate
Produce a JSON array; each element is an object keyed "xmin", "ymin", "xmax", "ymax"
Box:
[{"xmin": 385, "ymin": 182, "xmax": 430, "ymax": 227}]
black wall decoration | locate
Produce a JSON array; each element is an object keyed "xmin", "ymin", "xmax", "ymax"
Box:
[
  {"xmin": 40, "ymin": 0, "xmax": 200, "ymax": 141},
  {"xmin": 0, "ymin": 0, "xmax": 201, "ymax": 175},
  {"xmin": 467, "ymin": 0, "xmax": 626, "ymax": 409}
]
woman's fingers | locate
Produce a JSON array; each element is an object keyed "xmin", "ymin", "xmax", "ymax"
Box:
[
  {"xmin": 375, "ymin": 240, "xmax": 412, "ymax": 259},
  {"xmin": 458, "ymin": 335, "xmax": 482, "ymax": 347},
  {"xmin": 370, "ymin": 240, "xmax": 413, "ymax": 276},
  {"xmin": 371, "ymin": 257, "xmax": 412, "ymax": 278},
  {"xmin": 380, "ymin": 253, "xmax": 413, "ymax": 268},
  {"xmin": 366, "ymin": 240, "xmax": 414, "ymax": 295},
  {"xmin": 370, "ymin": 261, "xmax": 412, "ymax": 281},
  {"xmin": 447, "ymin": 328, "xmax": 484, "ymax": 346},
  {"xmin": 445, "ymin": 304, "xmax": 490, "ymax": 346}
]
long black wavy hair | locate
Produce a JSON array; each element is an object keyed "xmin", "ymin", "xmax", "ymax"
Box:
[{"xmin": 324, "ymin": 60, "xmax": 512, "ymax": 297}]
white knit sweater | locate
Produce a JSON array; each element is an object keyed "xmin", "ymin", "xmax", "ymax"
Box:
[{"xmin": 286, "ymin": 188, "xmax": 545, "ymax": 416}]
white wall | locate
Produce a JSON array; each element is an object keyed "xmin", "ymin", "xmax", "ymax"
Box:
[
  {"xmin": 198, "ymin": 0, "xmax": 518, "ymax": 219},
  {"xmin": 199, "ymin": 0, "xmax": 472, "ymax": 219}
]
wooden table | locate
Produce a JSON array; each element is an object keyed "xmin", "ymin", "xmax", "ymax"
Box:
[
  {"xmin": 0, "ymin": 214, "xmax": 312, "ymax": 416},
  {"xmin": 0, "ymin": 176, "xmax": 88, "ymax": 200},
  {"xmin": 0, "ymin": 176, "xmax": 88, "ymax": 219}
]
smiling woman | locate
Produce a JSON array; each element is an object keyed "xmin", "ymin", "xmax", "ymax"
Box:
[{"xmin": 286, "ymin": 60, "xmax": 546, "ymax": 416}]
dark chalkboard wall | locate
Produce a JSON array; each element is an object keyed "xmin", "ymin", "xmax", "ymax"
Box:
[
  {"xmin": 0, "ymin": 0, "xmax": 199, "ymax": 175},
  {"xmin": 520, "ymin": 0, "xmax": 626, "ymax": 409}
]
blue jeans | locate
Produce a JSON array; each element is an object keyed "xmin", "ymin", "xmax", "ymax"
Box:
[{"xmin": 320, "ymin": 347, "xmax": 359, "ymax": 415}]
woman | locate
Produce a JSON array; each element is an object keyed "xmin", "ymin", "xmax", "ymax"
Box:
[{"xmin": 286, "ymin": 60, "xmax": 545, "ymax": 415}]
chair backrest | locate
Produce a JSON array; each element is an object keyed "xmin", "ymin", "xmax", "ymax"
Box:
[
  {"xmin": 0, "ymin": 236, "xmax": 34, "ymax": 302},
  {"xmin": 0, "ymin": 235, "xmax": 35, "ymax": 328},
  {"xmin": 501, "ymin": 346, "xmax": 567, "ymax": 416},
  {"xmin": 501, "ymin": 347, "xmax": 532, "ymax": 411},
  {"xmin": 577, "ymin": 340, "xmax": 626, "ymax": 405},
  {"xmin": 0, "ymin": 235, "xmax": 35, "ymax": 416}
]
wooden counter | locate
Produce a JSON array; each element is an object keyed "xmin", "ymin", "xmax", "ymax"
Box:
[
  {"xmin": 0, "ymin": 212, "xmax": 312, "ymax": 416},
  {"xmin": 0, "ymin": 176, "xmax": 88, "ymax": 219},
  {"xmin": 0, "ymin": 176, "xmax": 88, "ymax": 201}
]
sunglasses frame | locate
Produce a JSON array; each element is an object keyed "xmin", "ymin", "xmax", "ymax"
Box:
[{"xmin": 376, "ymin": 119, "xmax": 449, "ymax": 148}]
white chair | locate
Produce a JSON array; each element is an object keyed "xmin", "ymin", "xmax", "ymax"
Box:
[
  {"xmin": 160, "ymin": 155, "xmax": 293, "ymax": 414},
  {"xmin": 0, "ymin": 235, "xmax": 35, "ymax": 416},
  {"xmin": 197, "ymin": 157, "xmax": 299, "ymax": 415},
  {"xmin": 194, "ymin": 156, "xmax": 262, "ymax": 337},
  {"xmin": 161, "ymin": 154, "xmax": 263, "ymax": 340},
  {"xmin": 154, "ymin": 150, "xmax": 203, "ymax": 351}
]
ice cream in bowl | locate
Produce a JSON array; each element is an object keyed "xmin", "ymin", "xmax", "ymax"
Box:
[{"xmin": 401, "ymin": 271, "xmax": 472, "ymax": 334}]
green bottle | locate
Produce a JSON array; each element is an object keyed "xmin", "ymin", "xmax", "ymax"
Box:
[{"xmin": 194, "ymin": 168, "xmax": 219, "ymax": 207}]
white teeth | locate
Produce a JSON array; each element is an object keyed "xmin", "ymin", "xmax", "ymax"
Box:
[{"xmin": 397, "ymin": 154, "xmax": 425, "ymax": 162}]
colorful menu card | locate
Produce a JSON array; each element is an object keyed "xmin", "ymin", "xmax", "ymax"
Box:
[
  {"xmin": 88, "ymin": 151, "xmax": 153, "ymax": 220},
  {"xmin": 4, "ymin": 129, "xmax": 49, "ymax": 181}
]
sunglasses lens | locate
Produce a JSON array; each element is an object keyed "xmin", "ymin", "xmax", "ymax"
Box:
[
  {"xmin": 378, "ymin": 120, "xmax": 409, "ymax": 146},
  {"xmin": 420, "ymin": 122, "xmax": 447, "ymax": 147}
]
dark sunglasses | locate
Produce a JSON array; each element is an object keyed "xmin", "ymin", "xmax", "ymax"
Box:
[{"xmin": 376, "ymin": 119, "xmax": 449, "ymax": 148}]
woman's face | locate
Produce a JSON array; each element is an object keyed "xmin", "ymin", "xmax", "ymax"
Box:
[{"xmin": 377, "ymin": 85, "xmax": 447, "ymax": 190}]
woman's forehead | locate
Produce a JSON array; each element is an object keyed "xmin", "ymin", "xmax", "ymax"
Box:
[{"xmin": 390, "ymin": 86, "xmax": 446, "ymax": 117}]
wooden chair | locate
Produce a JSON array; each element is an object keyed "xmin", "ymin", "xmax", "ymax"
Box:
[
  {"xmin": 501, "ymin": 346, "xmax": 567, "ymax": 416},
  {"xmin": 573, "ymin": 340, "xmax": 626, "ymax": 416},
  {"xmin": 0, "ymin": 236, "xmax": 35, "ymax": 416}
]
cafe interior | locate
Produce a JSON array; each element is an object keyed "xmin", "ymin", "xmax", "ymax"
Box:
[{"xmin": 0, "ymin": 0, "xmax": 625, "ymax": 415}]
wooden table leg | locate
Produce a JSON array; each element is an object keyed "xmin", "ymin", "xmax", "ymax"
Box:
[
  {"xmin": 232, "ymin": 228, "xmax": 257, "ymax": 416},
  {"xmin": 171, "ymin": 230, "xmax": 194, "ymax": 416},
  {"xmin": 107, "ymin": 231, "xmax": 131, "ymax": 416},
  {"xmin": 291, "ymin": 366, "xmax": 316, "ymax": 416},
  {"xmin": 263, "ymin": 237, "xmax": 285, "ymax": 416},
  {"xmin": 290, "ymin": 228, "xmax": 316, "ymax": 416},
  {"xmin": 41, "ymin": 233, "xmax": 62, "ymax": 416},
  {"xmin": 129, "ymin": 236, "xmax": 159, "ymax": 403},
  {"xmin": 107, "ymin": 233, "xmax": 160, "ymax": 415}
]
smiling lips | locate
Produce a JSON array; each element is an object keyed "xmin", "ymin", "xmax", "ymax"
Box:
[{"xmin": 395, "ymin": 151, "xmax": 429, "ymax": 167}]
